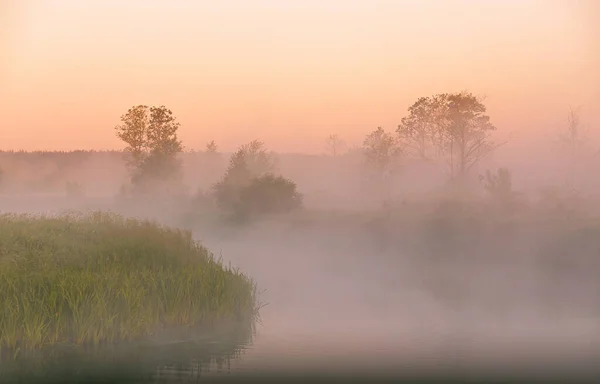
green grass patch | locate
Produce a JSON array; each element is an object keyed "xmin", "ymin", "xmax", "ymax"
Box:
[{"xmin": 0, "ymin": 211, "xmax": 259, "ymax": 352}]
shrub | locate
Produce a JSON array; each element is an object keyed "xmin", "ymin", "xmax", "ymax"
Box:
[
  {"xmin": 210, "ymin": 141, "xmax": 300, "ymax": 220},
  {"xmin": 235, "ymin": 174, "xmax": 303, "ymax": 218}
]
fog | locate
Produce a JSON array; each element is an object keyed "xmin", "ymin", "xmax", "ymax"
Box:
[{"xmin": 1, "ymin": 137, "xmax": 600, "ymax": 377}]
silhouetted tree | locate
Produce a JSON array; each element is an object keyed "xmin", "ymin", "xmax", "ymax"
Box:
[
  {"xmin": 559, "ymin": 106, "xmax": 585, "ymax": 150},
  {"xmin": 211, "ymin": 141, "xmax": 300, "ymax": 219},
  {"xmin": 115, "ymin": 105, "xmax": 183, "ymax": 194},
  {"xmin": 558, "ymin": 106, "xmax": 587, "ymax": 190},
  {"xmin": 363, "ymin": 127, "xmax": 402, "ymax": 175},
  {"xmin": 205, "ymin": 140, "xmax": 218, "ymax": 153},
  {"xmin": 203, "ymin": 139, "xmax": 222, "ymax": 169},
  {"xmin": 236, "ymin": 140, "xmax": 276, "ymax": 176},
  {"xmin": 362, "ymin": 127, "xmax": 402, "ymax": 201},
  {"xmin": 115, "ymin": 105, "xmax": 148, "ymax": 169},
  {"xmin": 397, "ymin": 92, "xmax": 500, "ymax": 181},
  {"xmin": 325, "ymin": 134, "xmax": 345, "ymax": 156},
  {"xmin": 446, "ymin": 92, "xmax": 499, "ymax": 179},
  {"xmin": 397, "ymin": 94, "xmax": 447, "ymax": 161},
  {"xmin": 212, "ymin": 140, "xmax": 275, "ymax": 212}
]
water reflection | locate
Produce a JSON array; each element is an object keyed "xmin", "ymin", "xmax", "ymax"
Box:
[{"xmin": 0, "ymin": 321, "xmax": 254, "ymax": 383}]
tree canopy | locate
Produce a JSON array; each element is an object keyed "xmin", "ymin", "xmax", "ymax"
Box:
[
  {"xmin": 397, "ymin": 91, "xmax": 498, "ymax": 180},
  {"xmin": 115, "ymin": 105, "xmax": 183, "ymax": 193}
]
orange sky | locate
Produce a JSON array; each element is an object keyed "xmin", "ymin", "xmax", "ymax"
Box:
[{"xmin": 1, "ymin": 0, "xmax": 598, "ymax": 153}]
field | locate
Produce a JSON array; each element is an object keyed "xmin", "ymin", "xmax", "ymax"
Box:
[{"xmin": 0, "ymin": 211, "xmax": 259, "ymax": 353}]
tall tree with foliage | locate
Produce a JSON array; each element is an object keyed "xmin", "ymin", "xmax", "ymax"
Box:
[
  {"xmin": 115, "ymin": 105, "xmax": 183, "ymax": 194},
  {"xmin": 445, "ymin": 92, "xmax": 498, "ymax": 179},
  {"xmin": 397, "ymin": 92, "xmax": 499, "ymax": 181},
  {"xmin": 397, "ymin": 94, "xmax": 447, "ymax": 161}
]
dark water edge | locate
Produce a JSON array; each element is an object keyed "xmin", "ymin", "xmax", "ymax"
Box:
[
  {"xmin": 3, "ymin": 369, "xmax": 600, "ymax": 384},
  {"xmin": 0, "ymin": 322, "xmax": 254, "ymax": 384},
  {"xmin": 1, "ymin": 322, "xmax": 600, "ymax": 384}
]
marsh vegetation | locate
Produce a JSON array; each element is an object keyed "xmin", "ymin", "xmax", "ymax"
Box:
[{"xmin": 0, "ymin": 212, "xmax": 258, "ymax": 354}]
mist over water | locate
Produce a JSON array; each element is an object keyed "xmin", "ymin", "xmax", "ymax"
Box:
[
  {"xmin": 197, "ymin": 217, "xmax": 600, "ymax": 377},
  {"xmin": 1, "ymin": 147, "xmax": 600, "ymax": 380}
]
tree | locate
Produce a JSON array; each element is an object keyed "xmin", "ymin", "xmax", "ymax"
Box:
[
  {"xmin": 559, "ymin": 106, "xmax": 585, "ymax": 149},
  {"xmin": 397, "ymin": 92, "xmax": 500, "ymax": 181},
  {"xmin": 397, "ymin": 94, "xmax": 447, "ymax": 161},
  {"xmin": 362, "ymin": 127, "xmax": 402, "ymax": 201},
  {"xmin": 236, "ymin": 140, "xmax": 276, "ymax": 177},
  {"xmin": 115, "ymin": 105, "xmax": 148, "ymax": 170},
  {"xmin": 205, "ymin": 140, "xmax": 218, "ymax": 153},
  {"xmin": 325, "ymin": 134, "xmax": 345, "ymax": 156},
  {"xmin": 446, "ymin": 92, "xmax": 499, "ymax": 179},
  {"xmin": 211, "ymin": 141, "xmax": 300, "ymax": 219},
  {"xmin": 203, "ymin": 139, "xmax": 222, "ymax": 167},
  {"xmin": 212, "ymin": 140, "xmax": 276, "ymax": 212},
  {"xmin": 558, "ymin": 106, "xmax": 587, "ymax": 190},
  {"xmin": 114, "ymin": 105, "xmax": 183, "ymax": 194},
  {"xmin": 363, "ymin": 127, "xmax": 402, "ymax": 173}
]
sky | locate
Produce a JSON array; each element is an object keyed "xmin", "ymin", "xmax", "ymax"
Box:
[{"xmin": 1, "ymin": 0, "xmax": 598, "ymax": 153}]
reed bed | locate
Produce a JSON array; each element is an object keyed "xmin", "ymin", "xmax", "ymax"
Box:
[{"xmin": 0, "ymin": 211, "xmax": 258, "ymax": 352}]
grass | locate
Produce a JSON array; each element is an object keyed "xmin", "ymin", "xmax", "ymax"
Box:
[{"xmin": 0, "ymin": 211, "xmax": 259, "ymax": 353}]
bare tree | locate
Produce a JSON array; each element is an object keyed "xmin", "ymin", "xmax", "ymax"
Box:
[
  {"xmin": 325, "ymin": 134, "xmax": 346, "ymax": 156},
  {"xmin": 558, "ymin": 106, "xmax": 587, "ymax": 189},
  {"xmin": 559, "ymin": 106, "xmax": 586, "ymax": 154}
]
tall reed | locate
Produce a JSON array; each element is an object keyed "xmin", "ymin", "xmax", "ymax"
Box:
[{"xmin": 0, "ymin": 211, "xmax": 258, "ymax": 351}]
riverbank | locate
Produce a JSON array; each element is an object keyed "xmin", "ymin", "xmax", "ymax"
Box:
[{"xmin": 0, "ymin": 211, "xmax": 259, "ymax": 352}]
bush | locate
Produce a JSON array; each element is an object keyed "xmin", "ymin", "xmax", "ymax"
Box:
[
  {"xmin": 210, "ymin": 141, "xmax": 300, "ymax": 220},
  {"xmin": 236, "ymin": 174, "xmax": 303, "ymax": 218},
  {"xmin": 213, "ymin": 173, "xmax": 302, "ymax": 220}
]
